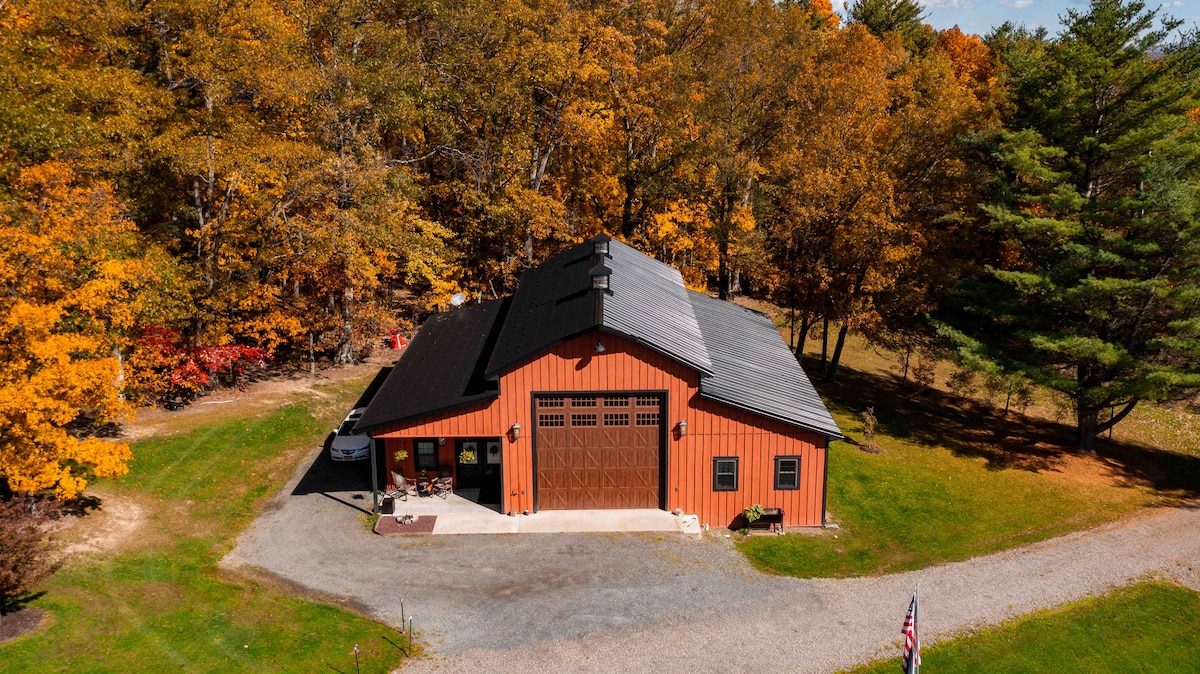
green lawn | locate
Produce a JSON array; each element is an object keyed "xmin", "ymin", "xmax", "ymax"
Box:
[
  {"xmin": 847, "ymin": 582, "xmax": 1200, "ymax": 673},
  {"xmin": 737, "ymin": 327, "xmax": 1200, "ymax": 578},
  {"xmin": 0, "ymin": 384, "xmax": 406, "ymax": 673},
  {"xmin": 738, "ymin": 416, "xmax": 1153, "ymax": 578}
]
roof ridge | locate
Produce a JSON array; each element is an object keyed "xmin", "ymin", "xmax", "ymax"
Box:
[{"xmin": 483, "ymin": 234, "xmax": 712, "ymax": 379}]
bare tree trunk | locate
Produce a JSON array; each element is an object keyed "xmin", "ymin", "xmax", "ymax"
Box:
[
  {"xmin": 112, "ymin": 343, "xmax": 125, "ymax": 399},
  {"xmin": 824, "ymin": 324, "xmax": 850, "ymax": 383},
  {"xmin": 820, "ymin": 314, "xmax": 829, "ymax": 374},
  {"xmin": 309, "ymin": 332, "xmax": 316, "ymax": 375},
  {"xmin": 788, "ymin": 286, "xmax": 796, "ymax": 349},
  {"xmin": 1075, "ymin": 405, "xmax": 1099, "ymax": 453},
  {"xmin": 333, "ymin": 287, "xmax": 356, "ymax": 364},
  {"xmin": 796, "ymin": 310, "xmax": 810, "ymax": 362},
  {"xmin": 717, "ymin": 234, "xmax": 730, "ymax": 300},
  {"xmin": 794, "ymin": 283, "xmax": 814, "ymax": 361}
]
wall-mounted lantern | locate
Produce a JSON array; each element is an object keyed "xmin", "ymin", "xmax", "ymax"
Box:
[
  {"xmin": 677, "ymin": 420, "xmax": 688, "ymax": 437},
  {"xmin": 510, "ymin": 422, "xmax": 521, "ymax": 441},
  {"xmin": 594, "ymin": 237, "xmax": 610, "ymax": 256},
  {"xmin": 595, "ymin": 339, "xmax": 606, "ymax": 353}
]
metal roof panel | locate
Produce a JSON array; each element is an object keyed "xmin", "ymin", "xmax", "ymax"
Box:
[
  {"xmin": 355, "ymin": 299, "xmax": 506, "ymax": 433},
  {"xmin": 689, "ymin": 291, "xmax": 843, "ymax": 438}
]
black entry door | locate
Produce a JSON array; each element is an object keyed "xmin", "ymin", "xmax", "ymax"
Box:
[{"xmin": 456, "ymin": 438, "xmax": 502, "ymax": 504}]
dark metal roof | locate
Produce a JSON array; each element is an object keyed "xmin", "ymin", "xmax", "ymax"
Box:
[
  {"xmin": 357, "ymin": 234, "xmax": 839, "ymax": 438},
  {"xmin": 354, "ymin": 298, "xmax": 507, "ymax": 433},
  {"xmin": 689, "ymin": 291, "xmax": 843, "ymax": 438},
  {"xmin": 484, "ymin": 237, "xmax": 713, "ymax": 378}
]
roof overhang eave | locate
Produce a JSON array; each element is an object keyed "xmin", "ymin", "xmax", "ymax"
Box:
[{"xmin": 354, "ymin": 393, "xmax": 500, "ymax": 436}]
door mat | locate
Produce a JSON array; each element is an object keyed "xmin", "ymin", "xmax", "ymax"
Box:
[{"xmin": 375, "ymin": 514, "xmax": 437, "ymax": 535}]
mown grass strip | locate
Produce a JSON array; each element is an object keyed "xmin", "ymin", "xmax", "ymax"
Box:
[
  {"xmin": 737, "ymin": 401, "xmax": 1154, "ymax": 578},
  {"xmin": 1, "ymin": 388, "xmax": 406, "ymax": 673},
  {"xmin": 846, "ymin": 582, "xmax": 1200, "ymax": 673}
]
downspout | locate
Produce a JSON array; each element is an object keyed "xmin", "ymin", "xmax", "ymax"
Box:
[{"xmin": 821, "ymin": 435, "xmax": 831, "ymax": 527}]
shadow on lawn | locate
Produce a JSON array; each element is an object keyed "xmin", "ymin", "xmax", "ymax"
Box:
[{"xmin": 814, "ymin": 365, "xmax": 1200, "ymax": 500}]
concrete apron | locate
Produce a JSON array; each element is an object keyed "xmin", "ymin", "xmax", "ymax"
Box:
[{"xmin": 384, "ymin": 493, "xmax": 702, "ymax": 536}]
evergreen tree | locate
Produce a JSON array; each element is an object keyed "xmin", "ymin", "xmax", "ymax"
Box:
[
  {"xmin": 942, "ymin": 0, "xmax": 1200, "ymax": 450},
  {"xmin": 847, "ymin": 0, "xmax": 932, "ymax": 52}
]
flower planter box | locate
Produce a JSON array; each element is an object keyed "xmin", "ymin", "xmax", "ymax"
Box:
[{"xmin": 747, "ymin": 508, "xmax": 784, "ymax": 531}]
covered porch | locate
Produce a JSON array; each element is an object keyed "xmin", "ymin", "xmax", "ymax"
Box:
[{"xmin": 376, "ymin": 435, "xmax": 507, "ymax": 512}]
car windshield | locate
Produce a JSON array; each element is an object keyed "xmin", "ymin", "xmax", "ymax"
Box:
[{"xmin": 338, "ymin": 420, "xmax": 360, "ymax": 435}]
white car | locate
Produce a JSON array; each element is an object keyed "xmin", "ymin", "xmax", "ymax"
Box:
[{"xmin": 331, "ymin": 408, "xmax": 371, "ymax": 461}]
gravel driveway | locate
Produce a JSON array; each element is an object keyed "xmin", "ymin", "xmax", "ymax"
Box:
[{"xmin": 224, "ymin": 449, "xmax": 1200, "ymax": 673}]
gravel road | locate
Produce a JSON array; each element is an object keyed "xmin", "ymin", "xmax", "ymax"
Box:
[{"xmin": 223, "ymin": 451, "xmax": 1200, "ymax": 673}]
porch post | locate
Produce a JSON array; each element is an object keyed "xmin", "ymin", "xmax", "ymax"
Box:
[{"xmin": 370, "ymin": 437, "xmax": 380, "ymax": 514}]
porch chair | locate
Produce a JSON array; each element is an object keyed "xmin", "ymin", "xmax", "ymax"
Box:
[
  {"xmin": 431, "ymin": 475, "xmax": 452, "ymax": 499},
  {"xmin": 384, "ymin": 470, "xmax": 417, "ymax": 501}
]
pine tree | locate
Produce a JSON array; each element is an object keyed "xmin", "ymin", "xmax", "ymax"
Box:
[{"xmin": 942, "ymin": 0, "xmax": 1200, "ymax": 450}]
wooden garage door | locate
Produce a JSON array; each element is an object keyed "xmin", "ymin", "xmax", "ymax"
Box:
[{"xmin": 535, "ymin": 393, "xmax": 662, "ymax": 510}]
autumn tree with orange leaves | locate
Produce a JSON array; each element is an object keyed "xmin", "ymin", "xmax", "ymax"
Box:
[
  {"xmin": 0, "ymin": 163, "xmax": 146, "ymax": 497},
  {"xmin": 0, "ymin": 0, "xmax": 1022, "ymax": 498}
]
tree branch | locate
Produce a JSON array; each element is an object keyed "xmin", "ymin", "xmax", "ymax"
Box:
[{"xmin": 1094, "ymin": 399, "xmax": 1139, "ymax": 436}]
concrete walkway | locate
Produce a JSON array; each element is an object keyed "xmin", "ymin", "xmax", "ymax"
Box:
[{"xmin": 383, "ymin": 493, "xmax": 702, "ymax": 535}]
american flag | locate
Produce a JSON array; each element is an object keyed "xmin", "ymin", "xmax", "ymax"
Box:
[{"xmin": 901, "ymin": 591, "xmax": 920, "ymax": 674}]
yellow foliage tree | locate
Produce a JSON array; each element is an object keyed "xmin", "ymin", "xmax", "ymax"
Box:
[{"xmin": 0, "ymin": 162, "xmax": 146, "ymax": 497}]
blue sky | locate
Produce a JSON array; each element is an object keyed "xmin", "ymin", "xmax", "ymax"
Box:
[{"xmin": 831, "ymin": 1, "xmax": 1200, "ymax": 37}]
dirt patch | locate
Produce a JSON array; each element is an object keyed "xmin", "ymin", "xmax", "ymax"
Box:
[
  {"xmin": 0, "ymin": 607, "xmax": 48, "ymax": 645},
  {"xmin": 1045, "ymin": 451, "xmax": 1142, "ymax": 489},
  {"xmin": 53, "ymin": 490, "xmax": 154, "ymax": 558},
  {"xmin": 118, "ymin": 352, "xmax": 398, "ymax": 442}
]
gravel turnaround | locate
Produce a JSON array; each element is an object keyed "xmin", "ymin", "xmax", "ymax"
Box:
[{"xmin": 224, "ymin": 454, "xmax": 1200, "ymax": 673}]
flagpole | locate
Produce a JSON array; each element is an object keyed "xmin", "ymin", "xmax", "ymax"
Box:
[
  {"xmin": 901, "ymin": 583, "xmax": 919, "ymax": 674},
  {"xmin": 915, "ymin": 582, "xmax": 920, "ymax": 674}
]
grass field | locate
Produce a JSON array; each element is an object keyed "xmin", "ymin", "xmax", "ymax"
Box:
[
  {"xmin": 0, "ymin": 380, "xmax": 406, "ymax": 673},
  {"xmin": 5, "ymin": 318, "xmax": 1198, "ymax": 669},
  {"xmin": 736, "ymin": 318, "xmax": 1200, "ymax": 578},
  {"xmin": 847, "ymin": 582, "xmax": 1200, "ymax": 673}
]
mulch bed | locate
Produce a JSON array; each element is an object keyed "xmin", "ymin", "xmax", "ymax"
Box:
[
  {"xmin": 374, "ymin": 514, "xmax": 437, "ymax": 535},
  {"xmin": 0, "ymin": 607, "xmax": 47, "ymax": 645}
]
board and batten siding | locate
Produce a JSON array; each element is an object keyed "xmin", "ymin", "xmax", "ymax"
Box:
[{"xmin": 372, "ymin": 331, "xmax": 827, "ymax": 527}]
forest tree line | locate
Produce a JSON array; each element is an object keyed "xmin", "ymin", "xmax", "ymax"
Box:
[{"xmin": 2, "ymin": 0, "xmax": 1199, "ymax": 496}]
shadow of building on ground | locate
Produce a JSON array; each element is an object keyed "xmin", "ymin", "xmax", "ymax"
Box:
[
  {"xmin": 288, "ymin": 365, "xmax": 393, "ymax": 513},
  {"xmin": 813, "ymin": 365, "xmax": 1200, "ymax": 501}
]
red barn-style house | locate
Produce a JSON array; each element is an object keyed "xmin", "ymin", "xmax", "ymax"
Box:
[{"xmin": 355, "ymin": 235, "xmax": 842, "ymax": 528}]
